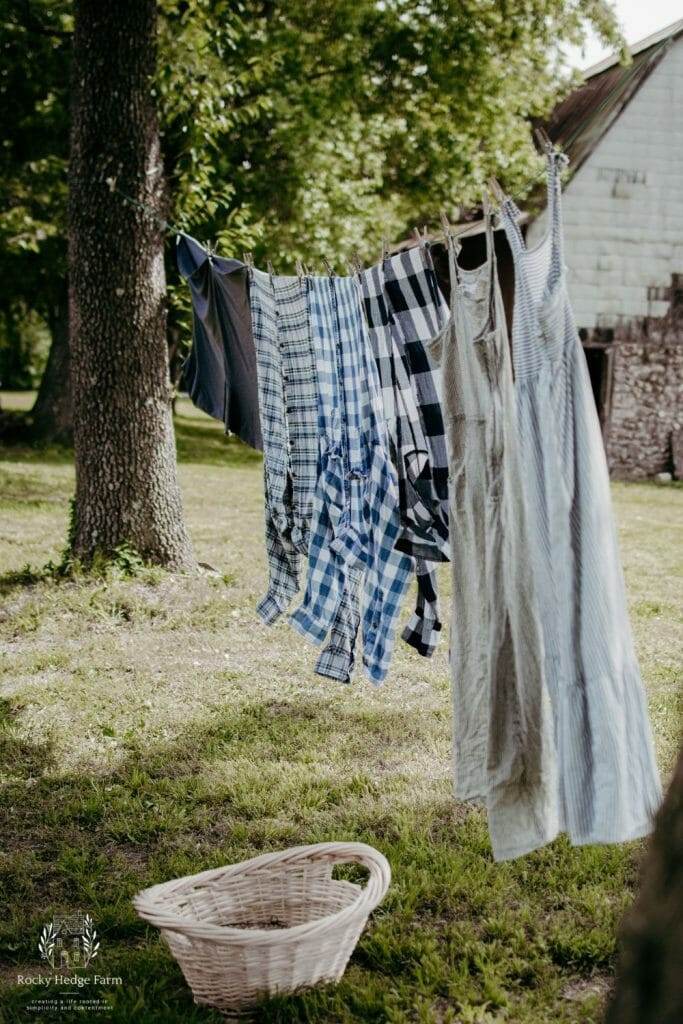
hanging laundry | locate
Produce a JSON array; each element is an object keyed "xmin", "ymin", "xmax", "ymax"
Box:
[
  {"xmin": 176, "ymin": 233, "xmax": 262, "ymax": 450},
  {"xmin": 358, "ymin": 247, "xmax": 450, "ymax": 657},
  {"xmin": 249, "ymin": 269, "xmax": 361, "ymax": 682},
  {"xmin": 379, "ymin": 248, "xmax": 452, "ymax": 653},
  {"xmin": 433, "ymin": 205, "xmax": 557, "ymax": 861},
  {"xmin": 381, "ymin": 245, "xmax": 450, "ymax": 511},
  {"xmin": 289, "ymin": 274, "xmax": 413, "ymax": 685},
  {"xmin": 499, "ymin": 151, "xmax": 662, "ymax": 848}
]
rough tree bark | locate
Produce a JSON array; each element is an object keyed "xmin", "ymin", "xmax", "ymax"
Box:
[
  {"xmin": 30, "ymin": 290, "xmax": 73, "ymax": 444},
  {"xmin": 69, "ymin": 0, "xmax": 195, "ymax": 569},
  {"xmin": 605, "ymin": 745, "xmax": 683, "ymax": 1024}
]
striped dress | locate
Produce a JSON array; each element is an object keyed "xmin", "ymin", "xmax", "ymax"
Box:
[{"xmin": 499, "ymin": 153, "xmax": 662, "ymax": 845}]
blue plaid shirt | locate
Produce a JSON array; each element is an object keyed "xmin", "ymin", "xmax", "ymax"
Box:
[
  {"xmin": 289, "ymin": 274, "xmax": 413, "ymax": 684},
  {"xmin": 250, "ymin": 269, "xmax": 361, "ymax": 682}
]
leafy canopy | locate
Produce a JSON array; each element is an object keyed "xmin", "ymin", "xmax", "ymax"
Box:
[
  {"xmin": 158, "ymin": 0, "xmax": 622, "ymax": 265},
  {"xmin": 0, "ymin": 0, "xmax": 621, "ymax": 346}
]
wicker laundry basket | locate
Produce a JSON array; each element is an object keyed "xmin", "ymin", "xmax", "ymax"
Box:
[{"xmin": 133, "ymin": 841, "xmax": 391, "ymax": 1016}]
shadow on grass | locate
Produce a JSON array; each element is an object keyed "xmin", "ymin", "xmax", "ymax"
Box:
[
  {"xmin": 0, "ymin": 435, "xmax": 74, "ymax": 466},
  {"xmin": 0, "ymin": 688, "xmax": 635, "ymax": 1023},
  {"xmin": 0, "ymin": 412, "xmax": 261, "ymax": 471}
]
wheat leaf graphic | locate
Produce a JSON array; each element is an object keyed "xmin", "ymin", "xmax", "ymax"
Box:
[
  {"xmin": 38, "ymin": 923, "xmax": 56, "ymax": 968},
  {"xmin": 82, "ymin": 915, "xmax": 100, "ymax": 966}
]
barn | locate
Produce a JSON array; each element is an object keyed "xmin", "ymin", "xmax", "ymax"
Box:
[
  {"xmin": 527, "ymin": 17, "xmax": 683, "ymax": 479},
  {"xmin": 424, "ymin": 18, "xmax": 683, "ymax": 480}
]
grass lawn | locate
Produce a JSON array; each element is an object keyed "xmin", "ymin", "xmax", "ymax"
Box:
[{"xmin": 0, "ymin": 393, "xmax": 681, "ymax": 1024}]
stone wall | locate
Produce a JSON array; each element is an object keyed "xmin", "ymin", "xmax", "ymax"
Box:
[{"xmin": 596, "ymin": 319, "xmax": 683, "ymax": 479}]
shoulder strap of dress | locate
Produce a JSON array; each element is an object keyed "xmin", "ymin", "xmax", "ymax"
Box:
[
  {"xmin": 481, "ymin": 193, "xmax": 498, "ymax": 325},
  {"xmin": 546, "ymin": 148, "xmax": 570, "ymax": 289},
  {"xmin": 499, "ymin": 192, "xmax": 526, "ymax": 255},
  {"xmin": 444, "ymin": 226, "xmax": 461, "ymax": 299}
]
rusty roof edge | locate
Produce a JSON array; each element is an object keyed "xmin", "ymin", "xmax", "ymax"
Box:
[
  {"xmin": 550, "ymin": 37, "xmax": 674, "ymax": 185},
  {"xmin": 394, "ymin": 26, "xmax": 680, "ymax": 247}
]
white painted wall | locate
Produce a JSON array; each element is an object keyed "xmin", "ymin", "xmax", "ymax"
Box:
[{"xmin": 527, "ymin": 35, "xmax": 683, "ymax": 328}]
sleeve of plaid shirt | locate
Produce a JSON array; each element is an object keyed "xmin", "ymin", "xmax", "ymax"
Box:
[
  {"xmin": 256, "ymin": 467, "xmax": 302, "ymax": 624},
  {"xmin": 288, "ymin": 440, "xmax": 354, "ymax": 642}
]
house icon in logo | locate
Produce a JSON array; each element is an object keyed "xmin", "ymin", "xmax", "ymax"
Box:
[{"xmin": 53, "ymin": 913, "xmax": 87, "ymax": 969}]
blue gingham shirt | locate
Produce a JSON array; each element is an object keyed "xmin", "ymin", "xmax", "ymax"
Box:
[
  {"xmin": 289, "ymin": 274, "xmax": 413, "ymax": 684},
  {"xmin": 250, "ymin": 269, "xmax": 361, "ymax": 682}
]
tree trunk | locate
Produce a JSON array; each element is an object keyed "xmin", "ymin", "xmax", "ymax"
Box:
[
  {"xmin": 605, "ymin": 746, "xmax": 683, "ymax": 1024},
  {"xmin": 69, "ymin": 0, "xmax": 195, "ymax": 569},
  {"xmin": 30, "ymin": 290, "xmax": 73, "ymax": 444}
]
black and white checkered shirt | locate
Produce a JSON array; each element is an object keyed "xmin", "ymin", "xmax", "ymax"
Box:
[{"xmin": 358, "ymin": 245, "xmax": 450, "ymax": 656}]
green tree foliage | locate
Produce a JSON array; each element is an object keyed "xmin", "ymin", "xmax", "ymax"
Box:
[
  {"xmin": 0, "ymin": 1, "xmax": 71, "ymax": 387},
  {"xmin": 157, "ymin": 0, "xmax": 622, "ymax": 266},
  {"xmin": 0, "ymin": 0, "xmax": 622, "ymax": 387}
]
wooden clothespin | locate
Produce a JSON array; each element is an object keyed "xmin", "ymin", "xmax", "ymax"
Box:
[
  {"xmin": 440, "ymin": 210, "xmax": 461, "ymax": 254},
  {"xmin": 381, "ymin": 237, "xmax": 389, "ymax": 261},
  {"xmin": 346, "ymin": 250, "xmax": 362, "ymax": 276},
  {"xmin": 243, "ymin": 251, "xmax": 254, "ymax": 270},
  {"xmin": 295, "ymin": 258, "xmax": 305, "ymax": 283},
  {"xmin": 487, "ymin": 177, "xmax": 506, "ymax": 205},
  {"xmin": 413, "ymin": 224, "xmax": 431, "ymax": 250},
  {"xmin": 322, "ymin": 256, "xmax": 335, "ymax": 277},
  {"xmin": 266, "ymin": 258, "xmax": 275, "ymax": 277},
  {"xmin": 481, "ymin": 189, "xmax": 499, "ymax": 231},
  {"xmin": 344, "ymin": 251, "xmax": 356, "ymax": 276},
  {"xmin": 534, "ymin": 126, "xmax": 554, "ymax": 155}
]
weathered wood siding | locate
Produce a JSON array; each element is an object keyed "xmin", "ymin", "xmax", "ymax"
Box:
[{"xmin": 528, "ymin": 36, "xmax": 683, "ymax": 330}]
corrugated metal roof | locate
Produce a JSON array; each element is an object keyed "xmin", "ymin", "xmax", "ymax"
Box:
[{"xmin": 546, "ymin": 20, "xmax": 683, "ymax": 176}]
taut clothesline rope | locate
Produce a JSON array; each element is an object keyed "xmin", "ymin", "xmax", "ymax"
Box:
[
  {"xmin": 101, "ymin": 153, "xmax": 563, "ymax": 267},
  {"xmin": 102, "ymin": 75, "xmax": 628, "ymax": 267},
  {"xmin": 104, "ymin": 160, "xmax": 548, "ymax": 259}
]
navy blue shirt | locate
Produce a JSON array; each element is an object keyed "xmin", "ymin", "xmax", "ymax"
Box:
[{"xmin": 177, "ymin": 233, "xmax": 263, "ymax": 451}]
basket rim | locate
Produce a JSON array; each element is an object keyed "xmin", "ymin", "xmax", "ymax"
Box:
[{"xmin": 133, "ymin": 841, "xmax": 390, "ymax": 946}]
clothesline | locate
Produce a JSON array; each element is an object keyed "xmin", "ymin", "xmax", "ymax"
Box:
[
  {"xmin": 178, "ymin": 146, "xmax": 662, "ymax": 862},
  {"xmin": 102, "ymin": 132, "xmax": 561, "ymax": 268}
]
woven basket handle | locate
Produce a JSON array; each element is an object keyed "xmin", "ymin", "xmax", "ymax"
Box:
[{"xmin": 294, "ymin": 842, "xmax": 391, "ymax": 912}]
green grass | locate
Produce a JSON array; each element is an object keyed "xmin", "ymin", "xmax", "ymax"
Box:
[{"xmin": 0, "ymin": 396, "xmax": 681, "ymax": 1023}]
